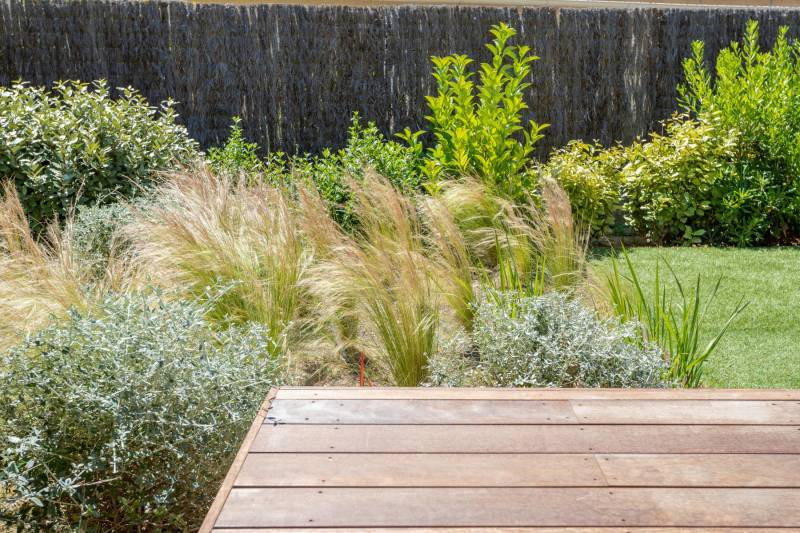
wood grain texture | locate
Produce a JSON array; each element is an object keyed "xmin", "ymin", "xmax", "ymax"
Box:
[
  {"xmin": 237, "ymin": 453, "xmax": 607, "ymax": 487},
  {"xmin": 251, "ymin": 423, "xmax": 800, "ymax": 453},
  {"xmin": 215, "ymin": 487, "xmax": 800, "ymax": 528},
  {"xmin": 214, "ymin": 529, "xmax": 787, "ymax": 533},
  {"xmin": 236, "ymin": 453, "xmax": 800, "ymax": 488},
  {"xmin": 596, "ymin": 454, "xmax": 800, "ymax": 487},
  {"xmin": 267, "ymin": 399, "xmax": 577, "ymax": 424},
  {"xmin": 276, "ymin": 387, "xmax": 800, "ymax": 400},
  {"xmin": 570, "ymin": 399, "xmax": 800, "ymax": 425},
  {"xmin": 204, "ymin": 388, "xmax": 800, "ymax": 530},
  {"xmin": 267, "ymin": 398, "xmax": 800, "ymax": 425}
]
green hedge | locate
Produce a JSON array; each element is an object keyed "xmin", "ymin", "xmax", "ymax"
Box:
[{"xmin": 0, "ymin": 80, "xmax": 198, "ymax": 227}]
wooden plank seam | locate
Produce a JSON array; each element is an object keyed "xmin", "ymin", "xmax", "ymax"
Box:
[{"xmin": 199, "ymin": 386, "xmax": 279, "ymax": 533}]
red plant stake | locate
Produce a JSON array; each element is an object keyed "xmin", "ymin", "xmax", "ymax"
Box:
[{"xmin": 359, "ymin": 351, "xmax": 365, "ymax": 387}]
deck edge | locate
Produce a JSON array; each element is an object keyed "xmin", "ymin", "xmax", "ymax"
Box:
[{"xmin": 200, "ymin": 387, "xmax": 279, "ymax": 533}]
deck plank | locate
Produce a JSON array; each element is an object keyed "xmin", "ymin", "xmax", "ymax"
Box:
[
  {"xmin": 235, "ymin": 453, "xmax": 800, "ymax": 488},
  {"xmin": 276, "ymin": 387, "xmax": 800, "ymax": 401},
  {"xmin": 215, "ymin": 487, "xmax": 800, "ymax": 528},
  {"xmin": 596, "ymin": 454, "xmax": 800, "ymax": 487},
  {"xmin": 215, "ymin": 529, "xmax": 786, "ymax": 533},
  {"xmin": 267, "ymin": 399, "xmax": 577, "ymax": 425},
  {"xmin": 570, "ymin": 399, "xmax": 800, "ymax": 425},
  {"xmin": 204, "ymin": 388, "xmax": 800, "ymax": 531},
  {"xmin": 267, "ymin": 398, "xmax": 800, "ymax": 425},
  {"xmin": 236, "ymin": 453, "xmax": 606, "ymax": 487},
  {"xmin": 251, "ymin": 423, "xmax": 800, "ymax": 453}
]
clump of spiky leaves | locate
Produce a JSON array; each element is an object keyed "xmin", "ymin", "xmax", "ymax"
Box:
[
  {"xmin": 304, "ymin": 172, "xmax": 439, "ymax": 386},
  {"xmin": 0, "ymin": 182, "xmax": 135, "ymax": 349},
  {"xmin": 126, "ymin": 167, "xmax": 310, "ymax": 358},
  {"xmin": 594, "ymin": 248, "xmax": 748, "ymax": 387}
]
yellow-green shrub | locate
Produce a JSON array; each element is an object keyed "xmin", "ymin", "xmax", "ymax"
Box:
[
  {"xmin": 398, "ymin": 23, "xmax": 547, "ymax": 200},
  {"xmin": 621, "ymin": 116, "xmax": 739, "ymax": 244},
  {"xmin": 541, "ymin": 140, "xmax": 623, "ymax": 235}
]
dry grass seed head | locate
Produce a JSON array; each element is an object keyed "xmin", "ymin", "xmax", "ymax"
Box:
[{"xmin": 126, "ymin": 167, "xmax": 309, "ymax": 357}]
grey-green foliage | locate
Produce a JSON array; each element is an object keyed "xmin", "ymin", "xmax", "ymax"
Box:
[
  {"xmin": 0, "ymin": 291, "xmax": 284, "ymax": 531},
  {"xmin": 431, "ymin": 292, "xmax": 669, "ymax": 388},
  {"xmin": 0, "ymin": 80, "xmax": 199, "ymax": 228},
  {"xmin": 71, "ymin": 201, "xmax": 135, "ymax": 274}
]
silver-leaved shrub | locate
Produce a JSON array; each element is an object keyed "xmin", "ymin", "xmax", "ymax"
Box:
[
  {"xmin": 0, "ymin": 292, "xmax": 284, "ymax": 531},
  {"xmin": 433, "ymin": 292, "xmax": 669, "ymax": 388}
]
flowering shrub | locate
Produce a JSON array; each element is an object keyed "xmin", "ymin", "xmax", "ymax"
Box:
[{"xmin": 0, "ymin": 292, "xmax": 283, "ymax": 531}]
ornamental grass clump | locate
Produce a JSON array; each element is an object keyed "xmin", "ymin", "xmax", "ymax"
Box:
[
  {"xmin": 126, "ymin": 168, "xmax": 310, "ymax": 357},
  {"xmin": 419, "ymin": 194, "xmax": 477, "ymax": 332},
  {"xmin": 0, "ymin": 292, "xmax": 283, "ymax": 531},
  {"xmin": 304, "ymin": 173, "xmax": 439, "ymax": 386},
  {"xmin": 0, "ymin": 182, "xmax": 136, "ymax": 349}
]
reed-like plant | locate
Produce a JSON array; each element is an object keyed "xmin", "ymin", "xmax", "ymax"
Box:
[
  {"xmin": 598, "ymin": 248, "xmax": 748, "ymax": 387},
  {"xmin": 420, "ymin": 195, "xmax": 477, "ymax": 332},
  {"xmin": 304, "ymin": 173, "xmax": 439, "ymax": 386},
  {"xmin": 0, "ymin": 182, "xmax": 135, "ymax": 348},
  {"xmin": 126, "ymin": 167, "xmax": 309, "ymax": 357}
]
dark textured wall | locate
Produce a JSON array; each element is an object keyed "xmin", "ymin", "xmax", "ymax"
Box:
[{"xmin": 1, "ymin": 0, "xmax": 799, "ymax": 156}]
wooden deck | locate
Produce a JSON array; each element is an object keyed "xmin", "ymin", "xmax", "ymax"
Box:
[{"xmin": 201, "ymin": 387, "xmax": 800, "ymax": 531}]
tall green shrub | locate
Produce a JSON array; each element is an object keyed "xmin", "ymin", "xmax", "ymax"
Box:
[
  {"xmin": 678, "ymin": 20, "xmax": 800, "ymax": 242},
  {"xmin": 399, "ymin": 23, "xmax": 547, "ymax": 200},
  {"xmin": 621, "ymin": 115, "xmax": 739, "ymax": 244},
  {"xmin": 0, "ymin": 80, "xmax": 198, "ymax": 227}
]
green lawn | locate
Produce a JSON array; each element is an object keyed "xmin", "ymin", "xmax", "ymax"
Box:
[{"xmin": 592, "ymin": 247, "xmax": 800, "ymax": 388}]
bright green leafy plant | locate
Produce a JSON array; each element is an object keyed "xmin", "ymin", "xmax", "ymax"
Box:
[
  {"xmin": 212, "ymin": 114, "xmax": 423, "ymax": 230},
  {"xmin": 621, "ymin": 115, "xmax": 739, "ymax": 244},
  {"xmin": 0, "ymin": 80, "xmax": 198, "ymax": 227},
  {"xmin": 599, "ymin": 248, "xmax": 748, "ymax": 387},
  {"xmin": 207, "ymin": 116, "xmax": 266, "ymax": 176},
  {"xmin": 541, "ymin": 140, "xmax": 624, "ymax": 236},
  {"xmin": 399, "ymin": 23, "xmax": 547, "ymax": 200},
  {"xmin": 678, "ymin": 20, "xmax": 800, "ymax": 243}
]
